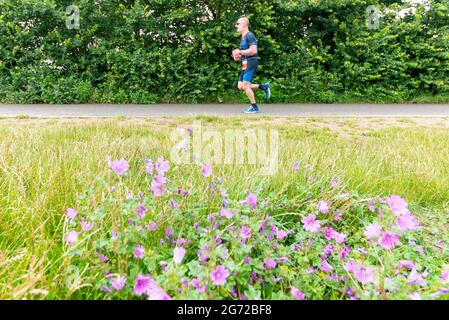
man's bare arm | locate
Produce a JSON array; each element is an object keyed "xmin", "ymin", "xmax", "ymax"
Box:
[{"xmin": 238, "ymin": 45, "xmax": 258, "ymax": 56}]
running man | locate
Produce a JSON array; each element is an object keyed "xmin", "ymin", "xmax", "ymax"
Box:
[{"xmin": 232, "ymin": 17, "xmax": 270, "ymax": 114}]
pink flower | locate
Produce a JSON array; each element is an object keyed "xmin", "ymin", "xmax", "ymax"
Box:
[
  {"xmin": 330, "ymin": 177, "xmax": 339, "ymax": 188},
  {"xmin": 301, "ymin": 214, "xmax": 321, "ymax": 233},
  {"xmin": 192, "ymin": 278, "xmax": 207, "ymax": 293},
  {"xmin": 152, "ymin": 180, "xmax": 166, "ymax": 197},
  {"xmin": 317, "ymin": 200, "xmax": 329, "ymax": 214},
  {"xmin": 165, "ymin": 227, "xmax": 173, "ymax": 239},
  {"xmin": 147, "ymin": 281, "xmax": 172, "ymax": 300},
  {"xmin": 364, "ymin": 223, "xmax": 382, "ymax": 240},
  {"xmin": 292, "ymin": 162, "xmax": 300, "ymax": 170},
  {"xmin": 220, "ymin": 188, "xmax": 228, "ymax": 197},
  {"xmin": 147, "ymin": 221, "xmax": 158, "ymax": 231},
  {"xmin": 173, "ymin": 247, "xmax": 186, "ymax": 265},
  {"xmin": 101, "ymin": 285, "xmax": 111, "ymax": 293},
  {"xmin": 333, "ymin": 212, "xmax": 343, "ymax": 221},
  {"xmin": 441, "ymin": 268, "xmax": 449, "ymax": 282},
  {"xmin": 81, "ymin": 220, "xmax": 93, "ymax": 232},
  {"xmin": 155, "ymin": 156, "xmax": 169, "ymax": 174},
  {"xmin": 66, "ymin": 208, "xmax": 78, "ymax": 220},
  {"xmin": 64, "ymin": 231, "xmax": 78, "ymax": 245},
  {"xmin": 264, "ymin": 258, "xmax": 277, "ymax": 270},
  {"xmin": 110, "ymin": 159, "xmax": 129, "ymax": 176},
  {"xmin": 322, "ymin": 227, "xmax": 344, "ymax": 243},
  {"xmin": 409, "ymin": 292, "xmax": 422, "ymax": 300},
  {"xmin": 197, "ymin": 246, "xmax": 209, "ymax": 262},
  {"xmin": 386, "ymin": 195, "xmax": 410, "ymax": 216},
  {"xmin": 134, "ymin": 204, "xmax": 148, "ymax": 219},
  {"xmin": 323, "ymin": 227, "xmax": 334, "ymax": 240},
  {"xmin": 340, "ymin": 246, "xmax": 350, "ymax": 260},
  {"xmin": 323, "ymin": 244, "xmax": 334, "ymax": 256},
  {"xmin": 201, "ymin": 164, "xmax": 212, "ymax": 177},
  {"xmin": 333, "ymin": 232, "xmax": 346, "ymax": 244},
  {"xmin": 155, "ymin": 171, "xmax": 168, "ymax": 183},
  {"xmin": 276, "ymin": 230, "xmax": 287, "ymax": 240},
  {"xmin": 145, "ymin": 159, "xmax": 154, "ymax": 174},
  {"xmin": 242, "ymin": 193, "xmax": 257, "ymax": 209},
  {"xmin": 357, "ymin": 247, "xmax": 368, "ymax": 255},
  {"xmin": 291, "ymin": 287, "xmax": 305, "ymax": 300},
  {"xmin": 396, "ymin": 260, "xmax": 415, "ymax": 270},
  {"xmin": 368, "ymin": 201, "xmax": 375, "ymax": 213},
  {"xmin": 134, "ymin": 274, "xmax": 152, "ymax": 296},
  {"xmin": 230, "ymin": 287, "xmax": 238, "ymax": 298},
  {"xmin": 344, "ymin": 259, "xmax": 358, "ymax": 273},
  {"xmin": 99, "ymin": 254, "xmax": 109, "ymax": 262},
  {"xmin": 277, "ymin": 257, "xmax": 289, "ymax": 263},
  {"xmin": 327, "ymin": 273, "xmax": 339, "ymax": 282},
  {"xmin": 110, "ymin": 275, "xmax": 126, "ymax": 291},
  {"xmin": 408, "ymin": 269, "xmax": 426, "ymax": 286},
  {"xmin": 378, "ymin": 232, "xmax": 400, "ymax": 250},
  {"xmin": 170, "ymin": 199, "xmax": 179, "ymax": 209},
  {"xmin": 210, "ymin": 265, "xmax": 230, "ymax": 286},
  {"xmin": 134, "ymin": 274, "xmax": 171, "ymax": 299},
  {"xmin": 307, "ymin": 267, "xmax": 317, "ymax": 274},
  {"xmin": 321, "ymin": 257, "xmax": 333, "ymax": 272},
  {"xmin": 240, "ymin": 226, "xmax": 251, "ymax": 239},
  {"xmin": 134, "ymin": 244, "xmax": 145, "ymax": 259},
  {"xmin": 396, "ymin": 214, "xmax": 419, "ymax": 231},
  {"xmin": 354, "ymin": 265, "xmax": 375, "ymax": 284},
  {"xmin": 220, "ymin": 209, "xmax": 233, "ymax": 219}
]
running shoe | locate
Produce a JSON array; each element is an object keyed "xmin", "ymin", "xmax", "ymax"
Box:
[
  {"xmin": 243, "ymin": 105, "xmax": 260, "ymax": 114},
  {"xmin": 263, "ymin": 82, "xmax": 271, "ymax": 101}
]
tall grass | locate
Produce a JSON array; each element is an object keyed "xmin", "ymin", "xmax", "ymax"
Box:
[{"xmin": 0, "ymin": 117, "xmax": 447, "ymax": 299}]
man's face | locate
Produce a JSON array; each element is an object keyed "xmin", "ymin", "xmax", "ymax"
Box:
[{"xmin": 235, "ymin": 20, "xmax": 247, "ymax": 33}]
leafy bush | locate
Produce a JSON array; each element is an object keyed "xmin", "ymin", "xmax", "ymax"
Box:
[{"xmin": 0, "ymin": 0, "xmax": 448, "ymax": 103}]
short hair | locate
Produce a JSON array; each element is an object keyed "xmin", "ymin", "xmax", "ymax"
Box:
[{"xmin": 239, "ymin": 17, "xmax": 250, "ymax": 26}]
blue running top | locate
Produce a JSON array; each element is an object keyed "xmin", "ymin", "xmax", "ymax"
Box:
[{"xmin": 240, "ymin": 31, "xmax": 258, "ymax": 61}]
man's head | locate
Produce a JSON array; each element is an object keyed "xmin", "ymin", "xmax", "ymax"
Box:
[{"xmin": 235, "ymin": 17, "xmax": 249, "ymax": 34}]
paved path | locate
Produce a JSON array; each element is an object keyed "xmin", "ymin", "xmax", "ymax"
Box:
[{"xmin": 1, "ymin": 104, "xmax": 449, "ymax": 117}]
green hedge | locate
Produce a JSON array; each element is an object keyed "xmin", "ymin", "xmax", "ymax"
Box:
[{"xmin": 0, "ymin": 0, "xmax": 448, "ymax": 103}]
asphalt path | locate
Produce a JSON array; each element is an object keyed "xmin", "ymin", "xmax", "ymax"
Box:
[{"xmin": 1, "ymin": 104, "xmax": 448, "ymax": 117}]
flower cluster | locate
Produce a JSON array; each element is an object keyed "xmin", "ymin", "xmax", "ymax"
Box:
[{"xmin": 62, "ymin": 157, "xmax": 449, "ymax": 300}]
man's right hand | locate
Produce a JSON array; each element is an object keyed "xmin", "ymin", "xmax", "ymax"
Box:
[{"xmin": 232, "ymin": 49, "xmax": 241, "ymax": 61}]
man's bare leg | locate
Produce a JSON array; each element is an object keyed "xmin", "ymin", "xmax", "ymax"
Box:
[
  {"xmin": 243, "ymin": 82, "xmax": 256, "ymax": 104},
  {"xmin": 250, "ymin": 84, "xmax": 260, "ymax": 90}
]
